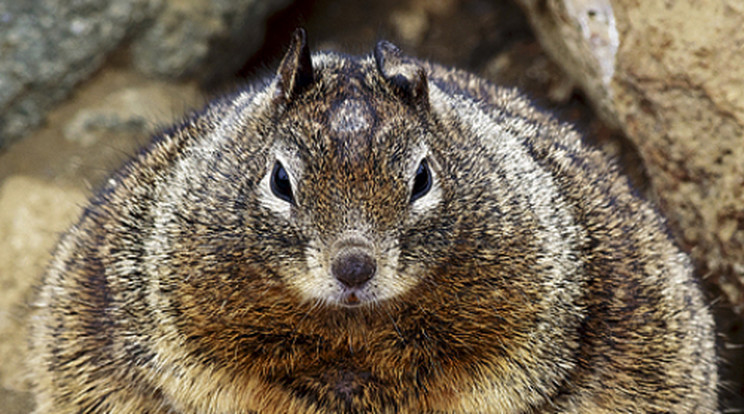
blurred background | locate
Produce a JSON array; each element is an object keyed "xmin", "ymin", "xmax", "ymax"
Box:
[{"xmin": 1, "ymin": 0, "xmax": 741, "ymax": 412}]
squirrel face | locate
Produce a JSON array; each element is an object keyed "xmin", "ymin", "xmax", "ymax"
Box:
[
  {"xmin": 260, "ymin": 69, "xmax": 443, "ymax": 307},
  {"xmin": 224, "ymin": 38, "xmax": 533, "ymax": 313}
]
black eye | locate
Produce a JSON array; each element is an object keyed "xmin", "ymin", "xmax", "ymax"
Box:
[
  {"xmin": 411, "ymin": 158, "xmax": 432, "ymax": 202},
  {"xmin": 270, "ymin": 162, "xmax": 294, "ymax": 204}
]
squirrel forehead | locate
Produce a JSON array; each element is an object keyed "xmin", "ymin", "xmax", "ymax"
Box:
[
  {"xmin": 279, "ymin": 65, "xmax": 423, "ymax": 163},
  {"xmin": 328, "ymin": 98, "xmax": 374, "ymax": 135}
]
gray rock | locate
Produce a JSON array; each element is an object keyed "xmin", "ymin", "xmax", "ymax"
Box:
[
  {"xmin": 131, "ymin": 0, "xmax": 293, "ymax": 79},
  {"xmin": 0, "ymin": 0, "xmax": 161, "ymax": 148},
  {"xmin": 0, "ymin": 0, "xmax": 293, "ymax": 150}
]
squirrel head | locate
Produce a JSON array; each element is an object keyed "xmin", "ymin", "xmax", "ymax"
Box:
[
  {"xmin": 168, "ymin": 30, "xmax": 575, "ymax": 350},
  {"xmin": 251, "ymin": 29, "xmax": 452, "ymax": 308}
]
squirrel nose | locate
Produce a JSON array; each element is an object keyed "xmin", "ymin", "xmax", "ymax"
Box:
[{"xmin": 331, "ymin": 251, "xmax": 376, "ymax": 288}]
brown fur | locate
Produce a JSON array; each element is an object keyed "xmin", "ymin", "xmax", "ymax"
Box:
[{"xmin": 30, "ymin": 30, "xmax": 718, "ymax": 413}]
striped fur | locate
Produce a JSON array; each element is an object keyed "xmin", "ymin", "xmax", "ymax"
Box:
[{"xmin": 30, "ymin": 31, "xmax": 718, "ymax": 413}]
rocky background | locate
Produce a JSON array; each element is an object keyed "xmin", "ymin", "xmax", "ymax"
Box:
[{"xmin": 0, "ymin": 0, "xmax": 741, "ymax": 412}]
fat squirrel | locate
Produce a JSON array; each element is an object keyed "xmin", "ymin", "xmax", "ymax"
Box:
[{"xmin": 31, "ymin": 29, "xmax": 718, "ymax": 413}]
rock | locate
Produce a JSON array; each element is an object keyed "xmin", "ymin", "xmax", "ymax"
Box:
[
  {"xmin": 0, "ymin": 0, "xmax": 161, "ymax": 148},
  {"xmin": 511, "ymin": 0, "xmax": 618, "ymax": 125},
  {"xmin": 130, "ymin": 0, "xmax": 293, "ymax": 80},
  {"xmin": 514, "ymin": 0, "xmax": 744, "ymax": 315},
  {"xmin": 0, "ymin": 176, "xmax": 87, "ymax": 411},
  {"xmin": 0, "ymin": 388, "xmax": 34, "ymax": 414},
  {"xmin": 64, "ymin": 82, "xmax": 201, "ymax": 147},
  {"xmin": 0, "ymin": 0, "xmax": 293, "ymax": 150}
]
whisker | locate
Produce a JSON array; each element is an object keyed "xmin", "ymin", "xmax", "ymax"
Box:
[{"xmin": 383, "ymin": 305, "xmax": 405, "ymax": 343}]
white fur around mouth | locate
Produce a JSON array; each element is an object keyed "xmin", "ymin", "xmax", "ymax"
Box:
[{"xmin": 299, "ymin": 240, "xmax": 412, "ymax": 306}]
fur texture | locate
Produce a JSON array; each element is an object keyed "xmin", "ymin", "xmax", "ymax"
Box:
[{"xmin": 30, "ymin": 30, "xmax": 718, "ymax": 413}]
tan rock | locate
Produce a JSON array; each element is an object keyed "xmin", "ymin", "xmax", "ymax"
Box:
[
  {"xmin": 0, "ymin": 176, "xmax": 86, "ymax": 398},
  {"xmin": 516, "ymin": 0, "xmax": 744, "ymax": 313},
  {"xmin": 64, "ymin": 82, "xmax": 201, "ymax": 147}
]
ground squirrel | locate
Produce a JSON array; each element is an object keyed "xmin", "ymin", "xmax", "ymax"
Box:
[{"xmin": 30, "ymin": 29, "xmax": 718, "ymax": 413}]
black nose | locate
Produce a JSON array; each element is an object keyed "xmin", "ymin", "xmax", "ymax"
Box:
[{"xmin": 331, "ymin": 251, "xmax": 376, "ymax": 288}]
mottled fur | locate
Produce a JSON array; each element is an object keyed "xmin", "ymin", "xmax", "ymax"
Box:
[{"xmin": 31, "ymin": 30, "xmax": 718, "ymax": 413}]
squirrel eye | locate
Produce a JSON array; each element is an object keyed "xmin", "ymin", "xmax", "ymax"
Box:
[
  {"xmin": 411, "ymin": 158, "xmax": 432, "ymax": 202},
  {"xmin": 270, "ymin": 162, "xmax": 294, "ymax": 204}
]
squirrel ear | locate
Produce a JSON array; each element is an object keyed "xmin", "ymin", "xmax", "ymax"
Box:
[
  {"xmin": 275, "ymin": 28, "xmax": 314, "ymax": 102},
  {"xmin": 373, "ymin": 41, "xmax": 429, "ymax": 111}
]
